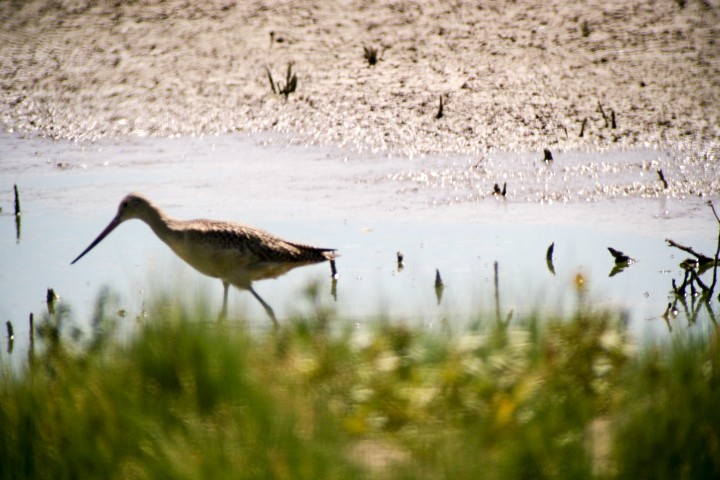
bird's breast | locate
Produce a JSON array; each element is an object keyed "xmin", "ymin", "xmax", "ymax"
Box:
[{"xmin": 164, "ymin": 232, "xmax": 252, "ymax": 281}]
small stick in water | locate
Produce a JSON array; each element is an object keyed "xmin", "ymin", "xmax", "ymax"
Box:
[
  {"xmin": 493, "ymin": 183, "xmax": 507, "ymax": 197},
  {"xmin": 15, "ymin": 214, "xmax": 21, "ymax": 243},
  {"xmin": 546, "ymin": 242, "xmax": 556, "ymax": 275},
  {"xmin": 330, "ymin": 259, "xmax": 338, "ymax": 279},
  {"xmin": 543, "ymin": 149, "xmax": 553, "ymax": 162},
  {"xmin": 5, "ymin": 321, "xmax": 12, "ymax": 354},
  {"xmin": 546, "ymin": 242, "xmax": 555, "ymax": 261},
  {"xmin": 657, "ymin": 169, "xmax": 668, "ymax": 189},
  {"xmin": 396, "ymin": 251, "xmax": 404, "ymax": 271},
  {"xmin": 435, "ymin": 269, "xmax": 444, "ymax": 289},
  {"xmin": 29, "ymin": 313, "xmax": 34, "ymax": 347},
  {"xmin": 608, "ymin": 247, "xmax": 633, "ymax": 264},
  {"xmin": 666, "ymin": 239, "xmax": 714, "ymax": 265},
  {"xmin": 579, "ymin": 117, "xmax": 587, "ymax": 137},
  {"xmin": 14, "ymin": 184, "xmax": 21, "ymax": 216},
  {"xmin": 47, "ymin": 288, "xmax": 58, "ymax": 314}
]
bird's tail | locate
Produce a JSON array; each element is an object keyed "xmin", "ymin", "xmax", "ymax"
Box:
[{"xmin": 287, "ymin": 242, "xmax": 337, "ymax": 262}]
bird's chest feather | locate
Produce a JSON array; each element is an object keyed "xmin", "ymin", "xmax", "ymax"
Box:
[{"xmin": 165, "ymin": 231, "xmax": 254, "ymax": 279}]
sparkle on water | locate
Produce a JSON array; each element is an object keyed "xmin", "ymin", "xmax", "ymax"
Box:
[{"xmin": 1, "ymin": 131, "xmax": 718, "ymax": 368}]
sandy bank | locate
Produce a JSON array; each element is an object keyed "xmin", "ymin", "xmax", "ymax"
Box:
[{"xmin": 1, "ymin": 0, "xmax": 718, "ymax": 157}]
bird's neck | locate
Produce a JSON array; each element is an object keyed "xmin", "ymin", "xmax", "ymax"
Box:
[{"xmin": 141, "ymin": 206, "xmax": 176, "ymax": 243}]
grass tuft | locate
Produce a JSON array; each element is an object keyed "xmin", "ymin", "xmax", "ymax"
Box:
[{"xmin": 1, "ymin": 288, "xmax": 718, "ymax": 479}]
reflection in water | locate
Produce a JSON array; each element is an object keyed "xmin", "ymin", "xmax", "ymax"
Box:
[
  {"xmin": 609, "ymin": 264, "xmax": 630, "ymax": 277},
  {"xmin": 5, "ymin": 321, "xmax": 13, "ymax": 354},
  {"xmin": 14, "ymin": 184, "xmax": 21, "ymax": 243},
  {"xmin": 29, "ymin": 313, "xmax": 34, "ymax": 361},
  {"xmin": 607, "ymin": 247, "xmax": 635, "ymax": 277},
  {"xmin": 667, "ymin": 264, "xmax": 719, "ymax": 328},
  {"xmin": 331, "ymin": 277, "xmax": 338, "ymax": 301},
  {"xmin": 434, "ymin": 269, "xmax": 444, "ymax": 305},
  {"xmin": 664, "ymin": 209, "xmax": 720, "ymax": 330},
  {"xmin": 329, "ymin": 260, "xmax": 338, "ymax": 301},
  {"xmin": 70, "ymin": 193, "xmax": 336, "ymax": 326}
]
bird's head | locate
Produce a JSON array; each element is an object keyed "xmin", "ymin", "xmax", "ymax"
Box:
[{"xmin": 71, "ymin": 192, "xmax": 155, "ymax": 265}]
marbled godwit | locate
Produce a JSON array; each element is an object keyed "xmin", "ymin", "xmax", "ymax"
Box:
[{"xmin": 71, "ymin": 193, "xmax": 336, "ymax": 324}]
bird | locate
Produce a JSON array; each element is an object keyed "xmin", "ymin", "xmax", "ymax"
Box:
[{"xmin": 71, "ymin": 193, "xmax": 336, "ymax": 325}]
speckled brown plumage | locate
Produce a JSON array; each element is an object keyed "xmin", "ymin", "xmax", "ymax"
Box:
[
  {"xmin": 179, "ymin": 221, "xmax": 335, "ymax": 264},
  {"xmin": 72, "ymin": 192, "xmax": 336, "ymax": 323}
]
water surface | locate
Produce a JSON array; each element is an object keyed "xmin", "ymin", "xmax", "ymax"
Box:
[{"xmin": 1, "ymin": 132, "xmax": 717, "ymax": 367}]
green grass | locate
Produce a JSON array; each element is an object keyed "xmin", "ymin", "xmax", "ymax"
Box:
[{"xmin": 1, "ymin": 289, "xmax": 719, "ymax": 479}]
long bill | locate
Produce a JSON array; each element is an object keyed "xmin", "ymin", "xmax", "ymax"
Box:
[{"xmin": 71, "ymin": 216, "xmax": 121, "ymax": 265}]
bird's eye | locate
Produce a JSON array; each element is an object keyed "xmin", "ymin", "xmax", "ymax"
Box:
[{"xmin": 121, "ymin": 201, "xmax": 128, "ymax": 209}]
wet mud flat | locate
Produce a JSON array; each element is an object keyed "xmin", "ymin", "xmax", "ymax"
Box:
[{"xmin": 0, "ymin": 0, "xmax": 718, "ymax": 159}]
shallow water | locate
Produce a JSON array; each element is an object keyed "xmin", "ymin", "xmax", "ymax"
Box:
[{"xmin": 1, "ymin": 131, "xmax": 718, "ymax": 366}]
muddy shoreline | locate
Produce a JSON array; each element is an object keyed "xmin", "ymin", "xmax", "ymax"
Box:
[{"xmin": 1, "ymin": 0, "xmax": 718, "ymax": 158}]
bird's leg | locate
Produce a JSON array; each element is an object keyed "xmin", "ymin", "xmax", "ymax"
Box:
[
  {"xmin": 249, "ymin": 285, "xmax": 278, "ymax": 327},
  {"xmin": 218, "ymin": 281, "xmax": 229, "ymax": 320}
]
